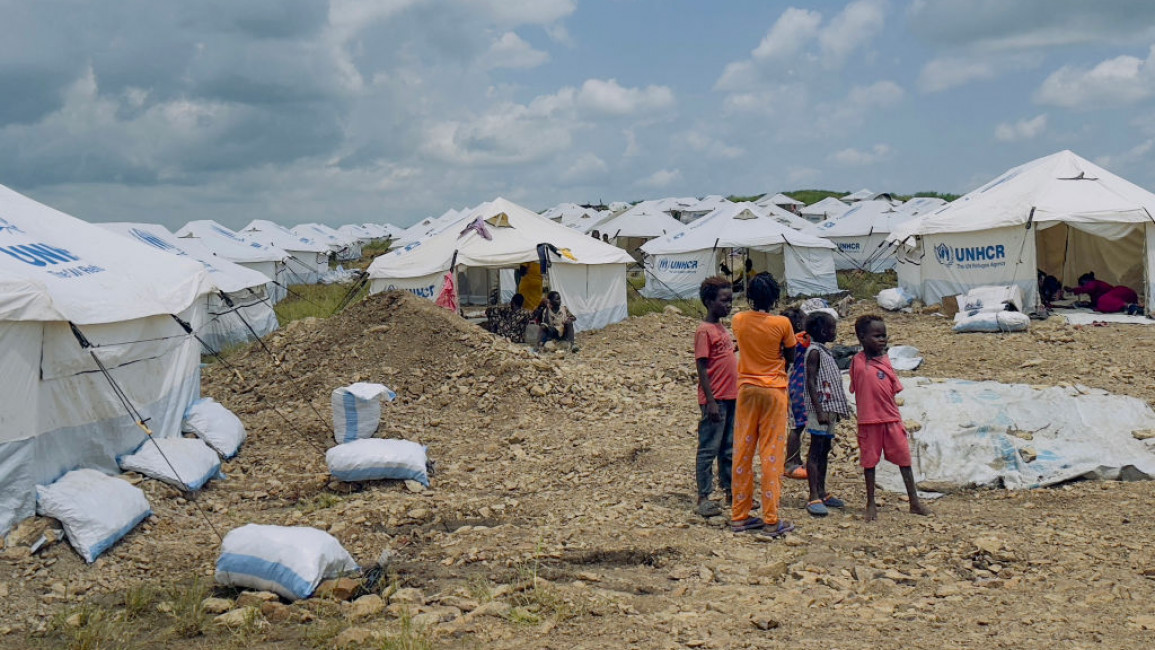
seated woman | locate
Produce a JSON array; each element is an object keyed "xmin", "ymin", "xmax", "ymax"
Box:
[
  {"xmin": 536, "ymin": 290, "xmax": 578, "ymax": 352},
  {"xmin": 1067, "ymin": 272, "xmax": 1142, "ymax": 314},
  {"xmin": 485, "ymin": 293, "xmax": 531, "ymax": 343}
]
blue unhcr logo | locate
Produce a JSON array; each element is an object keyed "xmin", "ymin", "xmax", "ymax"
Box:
[{"xmin": 935, "ymin": 242, "xmax": 1006, "ymax": 269}]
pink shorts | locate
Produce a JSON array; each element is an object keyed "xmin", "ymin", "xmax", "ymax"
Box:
[{"xmin": 857, "ymin": 421, "xmax": 911, "ymax": 468}]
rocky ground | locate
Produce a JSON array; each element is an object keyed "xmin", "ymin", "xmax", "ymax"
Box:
[{"xmin": 3, "ymin": 291, "xmax": 1155, "ymax": 649}]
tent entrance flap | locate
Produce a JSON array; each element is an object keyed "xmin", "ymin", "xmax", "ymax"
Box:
[{"xmin": 1035, "ymin": 222, "xmax": 1145, "ymax": 291}]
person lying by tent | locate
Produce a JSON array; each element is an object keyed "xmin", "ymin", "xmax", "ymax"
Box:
[
  {"xmin": 485, "ymin": 293, "xmax": 531, "ymax": 343},
  {"xmin": 1066, "ymin": 272, "xmax": 1143, "ymax": 315},
  {"xmin": 535, "ymin": 290, "xmax": 579, "ymax": 352},
  {"xmin": 1037, "ymin": 270, "xmax": 1063, "ymax": 307}
]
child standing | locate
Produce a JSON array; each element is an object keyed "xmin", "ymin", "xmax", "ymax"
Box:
[
  {"xmin": 730, "ymin": 273, "xmax": 796, "ymax": 537},
  {"xmin": 849, "ymin": 315, "xmax": 932, "ymax": 521},
  {"xmin": 802, "ymin": 312, "xmax": 850, "ymax": 517},
  {"xmin": 693, "ymin": 277, "xmax": 738, "ymax": 518},
  {"xmin": 781, "ymin": 308, "xmax": 809, "ymax": 481}
]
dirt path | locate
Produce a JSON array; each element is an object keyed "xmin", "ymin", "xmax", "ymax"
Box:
[{"xmin": 4, "ymin": 293, "xmax": 1155, "ymax": 649}]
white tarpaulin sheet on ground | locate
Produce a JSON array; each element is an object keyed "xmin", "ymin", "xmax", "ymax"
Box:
[
  {"xmin": 850, "ymin": 377, "xmax": 1155, "ymax": 493},
  {"xmin": 1054, "ymin": 308, "xmax": 1155, "ymax": 326}
]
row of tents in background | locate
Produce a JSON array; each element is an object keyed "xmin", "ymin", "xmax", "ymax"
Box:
[{"xmin": 4, "ymin": 148, "xmax": 1155, "ymax": 536}]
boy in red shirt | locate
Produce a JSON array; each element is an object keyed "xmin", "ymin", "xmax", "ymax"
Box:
[
  {"xmin": 850, "ymin": 314, "xmax": 932, "ymax": 522},
  {"xmin": 730, "ymin": 273, "xmax": 796, "ymax": 537},
  {"xmin": 694, "ymin": 277, "xmax": 738, "ymax": 517}
]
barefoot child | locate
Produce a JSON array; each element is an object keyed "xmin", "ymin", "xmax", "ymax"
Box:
[
  {"xmin": 693, "ymin": 277, "xmax": 738, "ymax": 517},
  {"xmin": 730, "ymin": 273, "xmax": 796, "ymax": 537},
  {"xmin": 802, "ymin": 311, "xmax": 850, "ymax": 517},
  {"xmin": 781, "ymin": 308, "xmax": 809, "ymax": 481},
  {"xmin": 849, "ymin": 315, "xmax": 931, "ymax": 521}
]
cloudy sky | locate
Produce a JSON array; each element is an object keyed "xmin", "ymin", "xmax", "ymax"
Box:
[{"xmin": 5, "ymin": 0, "xmax": 1155, "ymax": 230}]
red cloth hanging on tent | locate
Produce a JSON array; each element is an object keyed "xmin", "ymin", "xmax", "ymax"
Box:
[{"xmin": 434, "ymin": 271, "xmax": 459, "ymax": 312}]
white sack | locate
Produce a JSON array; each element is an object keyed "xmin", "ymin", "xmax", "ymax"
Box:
[
  {"xmin": 952, "ymin": 311, "xmax": 1030, "ymax": 333},
  {"xmin": 326, "ymin": 438, "xmax": 429, "ymax": 486},
  {"xmin": 876, "ymin": 287, "xmax": 914, "ymax": 311},
  {"xmin": 35, "ymin": 469, "xmax": 151, "ymax": 563},
  {"xmin": 183, "ymin": 397, "xmax": 247, "ymax": 458},
  {"xmin": 958, "ymin": 285, "xmax": 1025, "ymax": 314},
  {"xmin": 331, "ymin": 383, "xmax": 396, "ymax": 445},
  {"xmin": 855, "ymin": 378, "xmax": 1155, "ymax": 492},
  {"xmin": 118, "ymin": 437, "xmax": 221, "ymax": 491},
  {"xmin": 215, "ymin": 524, "xmax": 359, "ymax": 601},
  {"xmin": 888, "ymin": 346, "xmax": 923, "ymax": 371}
]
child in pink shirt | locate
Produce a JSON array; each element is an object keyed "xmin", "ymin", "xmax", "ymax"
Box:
[{"xmin": 849, "ymin": 314, "xmax": 931, "ymax": 522}]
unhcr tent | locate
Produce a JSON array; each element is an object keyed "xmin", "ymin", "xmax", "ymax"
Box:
[
  {"xmin": 801, "ymin": 196, "xmax": 851, "ymax": 223},
  {"xmin": 681, "ymin": 195, "xmax": 730, "ymax": 223},
  {"xmin": 292, "ymin": 223, "xmax": 361, "ymax": 261},
  {"xmin": 176, "ymin": 220, "xmax": 290, "ymax": 303},
  {"xmin": 0, "ymin": 185, "xmax": 212, "ymax": 535},
  {"xmin": 888, "ymin": 150, "xmax": 1155, "ymax": 313},
  {"xmin": 808, "ymin": 200, "xmax": 920, "ymax": 272},
  {"xmin": 367, "ymin": 197, "xmax": 634, "ymax": 332},
  {"xmin": 757, "ymin": 192, "xmax": 804, "ymax": 212},
  {"xmin": 339, "ymin": 224, "xmax": 378, "ymax": 245},
  {"xmin": 640, "ymin": 202, "xmax": 839, "ymax": 299},
  {"xmin": 101, "ymin": 222, "xmax": 280, "ymax": 351},
  {"xmin": 596, "ymin": 202, "xmax": 686, "ymax": 262},
  {"xmin": 241, "ymin": 219, "xmax": 330, "ymax": 284}
]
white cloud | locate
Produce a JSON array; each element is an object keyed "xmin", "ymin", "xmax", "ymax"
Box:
[
  {"xmin": 480, "ymin": 32, "xmax": 549, "ymax": 69},
  {"xmin": 918, "ymin": 57, "xmax": 997, "ymax": 93},
  {"xmin": 1094, "ymin": 139, "xmax": 1155, "ymax": 171},
  {"xmin": 560, "ymin": 152, "xmax": 608, "ymax": 183},
  {"xmin": 818, "ymin": 0, "xmax": 887, "ymax": 67},
  {"xmin": 813, "ymin": 81, "xmax": 904, "ymax": 132},
  {"xmin": 636, "ymin": 168, "xmax": 681, "ymax": 189},
  {"xmin": 751, "ymin": 8, "xmax": 822, "ymax": 62},
  {"xmin": 787, "ymin": 167, "xmax": 821, "ymax": 184},
  {"xmin": 994, "ymin": 114, "xmax": 1047, "ymax": 141},
  {"xmin": 829, "ymin": 143, "xmax": 892, "ymax": 166},
  {"xmin": 575, "ymin": 79, "xmax": 675, "ymax": 117},
  {"xmin": 683, "ymin": 131, "xmax": 743, "ymax": 160},
  {"xmin": 714, "ymin": 0, "xmax": 887, "ymax": 91},
  {"xmin": 1035, "ymin": 46, "xmax": 1155, "ymax": 109}
]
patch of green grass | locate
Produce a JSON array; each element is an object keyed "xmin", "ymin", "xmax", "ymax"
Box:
[
  {"xmin": 356, "ymin": 241, "xmax": 393, "ymax": 270},
  {"xmin": 166, "ymin": 576, "xmax": 210, "ymax": 639},
  {"xmin": 378, "ymin": 609, "xmax": 433, "ymax": 650},
  {"xmin": 51, "ymin": 604, "xmax": 127, "ymax": 650},
  {"xmin": 837, "ymin": 270, "xmax": 896, "ymax": 300},
  {"xmin": 123, "ymin": 583, "xmax": 161, "ymax": 621},
  {"xmin": 274, "ymin": 282, "xmax": 369, "ymax": 326},
  {"xmin": 298, "ymin": 492, "xmax": 342, "ymax": 514},
  {"xmin": 784, "ymin": 189, "xmax": 849, "ymax": 205},
  {"xmin": 628, "ymin": 295, "xmax": 704, "ymax": 318}
]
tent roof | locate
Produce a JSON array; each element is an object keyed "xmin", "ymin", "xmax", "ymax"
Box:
[
  {"xmin": 808, "ymin": 200, "xmax": 914, "ymax": 238},
  {"xmin": 684, "ymin": 195, "xmax": 730, "ymax": 214},
  {"xmin": 889, "ymin": 150, "xmax": 1155, "ymax": 241},
  {"xmin": 176, "ymin": 220, "xmax": 288, "ymax": 263},
  {"xmin": 100, "ymin": 222, "xmax": 272, "ymax": 293},
  {"xmin": 758, "ymin": 201, "xmax": 815, "ymax": 231},
  {"xmin": 0, "ymin": 184, "xmax": 210, "ymax": 324},
  {"xmin": 844, "ymin": 188, "xmax": 876, "ymax": 202},
  {"xmin": 241, "ymin": 219, "xmax": 329, "ymax": 253},
  {"xmin": 560, "ymin": 208, "xmax": 615, "ymax": 234},
  {"xmin": 367, "ymin": 197, "xmax": 633, "ymax": 279},
  {"xmin": 641, "ymin": 202, "xmax": 836, "ymax": 255},
  {"xmin": 758, "ymin": 192, "xmax": 804, "ymax": 207},
  {"xmin": 291, "ymin": 223, "xmax": 357, "ymax": 248},
  {"xmin": 801, "ymin": 196, "xmax": 851, "ymax": 217},
  {"xmin": 597, "ymin": 203, "xmax": 685, "ymax": 239}
]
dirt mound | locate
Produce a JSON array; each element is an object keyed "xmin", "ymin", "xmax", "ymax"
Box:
[{"xmin": 204, "ymin": 291, "xmax": 564, "ymax": 420}]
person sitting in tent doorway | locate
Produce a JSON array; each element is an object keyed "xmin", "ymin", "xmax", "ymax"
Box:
[
  {"xmin": 1037, "ymin": 270, "xmax": 1063, "ymax": 307},
  {"xmin": 516, "ymin": 262, "xmax": 544, "ymax": 312},
  {"xmin": 536, "ymin": 290, "xmax": 579, "ymax": 353},
  {"xmin": 602, "ymin": 233, "xmax": 611, "ymax": 244},
  {"xmin": 1066, "ymin": 272, "xmax": 1142, "ymax": 315},
  {"xmin": 591, "ymin": 229, "xmax": 601, "ymax": 240},
  {"xmin": 485, "ymin": 293, "xmax": 531, "ymax": 343}
]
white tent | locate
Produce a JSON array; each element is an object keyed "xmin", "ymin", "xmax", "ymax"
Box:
[
  {"xmin": 595, "ymin": 202, "xmax": 685, "ymax": 262},
  {"xmin": 100, "ymin": 222, "xmax": 280, "ymax": 352},
  {"xmin": 888, "ymin": 150, "xmax": 1155, "ymax": 313},
  {"xmin": 0, "ymin": 185, "xmax": 212, "ymax": 535},
  {"xmin": 378, "ymin": 223, "xmax": 403, "ymax": 240},
  {"xmin": 176, "ymin": 220, "xmax": 291, "ymax": 303},
  {"xmin": 756, "ymin": 192, "xmax": 804, "ymax": 211},
  {"xmin": 640, "ymin": 202, "xmax": 839, "ymax": 298},
  {"xmin": 367, "ymin": 197, "xmax": 634, "ymax": 332},
  {"xmin": 561, "ymin": 208, "xmax": 615, "ymax": 235},
  {"xmin": 541, "ymin": 202, "xmax": 584, "ymax": 222},
  {"xmin": 241, "ymin": 219, "xmax": 330, "ymax": 285},
  {"xmin": 801, "ymin": 196, "xmax": 851, "ymax": 223},
  {"xmin": 338, "ymin": 224, "xmax": 380, "ymax": 245},
  {"xmin": 844, "ymin": 188, "xmax": 877, "ymax": 203},
  {"xmin": 680, "ymin": 195, "xmax": 731, "ymax": 223},
  {"xmin": 808, "ymin": 200, "xmax": 919, "ymax": 272},
  {"xmin": 291, "ymin": 223, "xmax": 361, "ymax": 261},
  {"xmin": 760, "ymin": 201, "xmax": 815, "ymax": 231}
]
